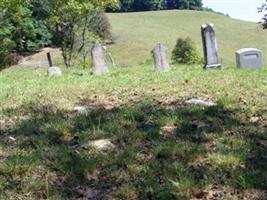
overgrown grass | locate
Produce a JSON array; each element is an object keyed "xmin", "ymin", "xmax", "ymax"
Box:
[
  {"xmin": 0, "ymin": 64, "xmax": 267, "ymax": 199},
  {"xmin": 107, "ymin": 10, "xmax": 267, "ymax": 67}
]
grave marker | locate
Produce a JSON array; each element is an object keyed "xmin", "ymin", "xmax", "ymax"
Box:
[
  {"xmin": 236, "ymin": 48, "xmax": 262, "ymax": 69},
  {"xmin": 91, "ymin": 43, "xmax": 108, "ymax": 75},
  {"xmin": 201, "ymin": 24, "xmax": 221, "ymax": 69},
  {"xmin": 152, "ymin": 43, "xmax": 170, "ymax": 71}
]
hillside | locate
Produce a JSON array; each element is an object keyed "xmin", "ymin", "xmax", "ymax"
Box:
[
  {"xmin": 1, "ymin": 10, "xmax": 267, "ymax": 200},
  {"xmin": 108, "ymin": 10, "xmax": 267, "ymax": 67}
]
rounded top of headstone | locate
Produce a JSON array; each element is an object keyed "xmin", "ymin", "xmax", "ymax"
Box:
[
  {"xmin": 152, "ymin": 43, "xmax": 167, "ymax": 52},
  {"xmin": 201, "ymin": 23, "xmax": 214, "ymax": 29},
  {"xmin": 236, "ymin": 48, "xmax": 262, "ymax": 54}
]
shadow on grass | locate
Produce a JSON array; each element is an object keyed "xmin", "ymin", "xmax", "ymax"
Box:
[{"xmin": 0, "ymin": 99, "xmax": 266, "ymax": 199}]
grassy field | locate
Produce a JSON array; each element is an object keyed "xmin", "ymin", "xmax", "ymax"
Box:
[
  {"xmin": 108, "ymin": 10, "xmax": 267, "ymax": 67},
  {"xmin": 1, "ymin": 10, "xmax": 267, "ymax": 200}
]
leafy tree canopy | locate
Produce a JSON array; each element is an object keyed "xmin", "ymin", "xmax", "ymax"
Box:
[{"xmin": 111, "ymin": 0, "xmax": 203, "ymax": 12}]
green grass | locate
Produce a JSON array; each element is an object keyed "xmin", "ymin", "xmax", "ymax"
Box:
[
  {"xmin": 1, "ymin": 10, "xmax": 267, "ymax": 200},
  {"xmin": 0, "ymin": 64, "xmax": 267, "ymax": 199},
  {"xmin": 108, "ymin": 10, "xmax": 267, "ymax": 67}
]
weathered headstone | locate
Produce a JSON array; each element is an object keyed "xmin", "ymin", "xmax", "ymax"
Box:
[
  {"xmin": 236, "ymin": 48, "xmax": 262, "ymax": 69},
  {"xmin": 91, "ymin": 43, "xmax": 108, "ymax": 75},
  {"xmin": 47, "ymin": 66, "xmax": 62, "ymax": 77},
  {"xmin": 201, "ymin": 24, "xmax": 221, "ymax": 69},
  {"xmin": 152, "ymin": 43, "xmax": 170, "ymax": 71},
  {"xmin": 46, "ymin": 52, "xmax": 62, "ymax": 77}
]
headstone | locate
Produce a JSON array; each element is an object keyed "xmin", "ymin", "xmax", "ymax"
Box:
[
  {"xmin": 74, "ymin": 106, "xmax": 89, "ymax": 114},
  {"xmin": 152, "ymin": 43, "xmax": 170, "ymax": 71},
  {"xmin": 201, "ymin": 24, "xmax": 221, "ymax": 69},
  {"xmin": 91, "ymin": 43, "xmax": 108, "ymax": 75},
  {"xmin": 185, "ymin": 99, "xmax": 216, "ymax": 107},
  {"xmin": 236, "ymin": 48, "xmax": 262, "ymax": 69},
  {"xmin": 47, "ymin": 66, "xmax": 62, "ymax": 77}
]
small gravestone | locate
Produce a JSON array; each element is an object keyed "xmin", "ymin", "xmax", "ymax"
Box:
[
  {"xmin": 47, "ymin": 66, "xmax": 62, "ymax": 77},
  {"xmin": 89, "ymin": 139, "xmax": 115, "ymax": 151},
  {"xmin": 186, "ymin": 99, "xmax": 216, "ymax": 107},
  {"xmin": 91, "ymin": 43, "xmax": 108, "ymax": 75},
  {"xmin": 201, "ymin": 24, "xmax": 221, "ymax": 69},
  {"xmin": 46, "ymin": 52, "xmax": 62, "ymax": 77},
  {"xmin": 236, "ymin": 48, "xmax": 262, "ymax": 69},
  {"xmin": 152, "ymin": 43, "xmax": 170, "ymax": 71}
]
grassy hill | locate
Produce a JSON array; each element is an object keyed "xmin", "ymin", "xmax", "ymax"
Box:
[
  {"xmin": 108, "ymin": 10, "xmax": 267, "ymax": 67},
  {"xmin": 0, "ymin": 10, "xmax": 267, "ymax": 200}
]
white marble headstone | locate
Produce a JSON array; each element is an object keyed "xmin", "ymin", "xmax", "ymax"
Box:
[
  {"xmin": 201, "ymin": 24, "xmax": 221, "ymax": 69},
  {"xmin": 236, "ymin": 48, "xmax": 262, "ymax": 69}
]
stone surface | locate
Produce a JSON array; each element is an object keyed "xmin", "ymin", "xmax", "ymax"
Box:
[
  {"xmin": 47, "ymin": 66, "xmax": 62, "ymax": 77},
  {"xmin": 89, "ymin": 139, "xmax": 115, "ymax": 151},
  {"xmin": 201, "ymin": 24, "xmax": 221, "ymax": 69},
  {"xmin": 91, "ymin": 43, "xmax": 108, "ymax": 75},
  {"xmin": 250, "ymin": 116, "xmax": 260, "ymax": 123},
  {"xmin": 236, "ymin": 48, "xmax": 262, "ymax": 69},
  {"xmin": 74, "ymin": 106, "xmax": 89, "ymax": 114},
  {"xmin": 152, "ymin": 43, "xmax": 170, "ymax": 71},
  {"xmin": 186, "ymin": 99, "xmax": 216, "ymax": 106}
]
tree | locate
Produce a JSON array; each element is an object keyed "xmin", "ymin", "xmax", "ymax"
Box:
[
  {"xmin": 110, "ymin": 0, "xmax": 203, "ymax": 12},
  {"xmin": 259, "ymin": 1, "xmax": 267, "ymax": 28},
  {"xmin": 0, "ymin": 0, "xmax": 52, "ymax": 69},
  {"xmin": 0, "ymin": 0, "xmax": 51, "ymax": 52},
  {"xmin": 119, "ymin": 0, "xmax": 135, "ymax": 11},
  {"xmin": 47, "ymin": 0, "xmax": 118, "ymax": 67}
]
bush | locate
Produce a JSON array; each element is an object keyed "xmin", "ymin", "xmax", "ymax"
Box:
[
  {"xmin": 87, "ymin": 11, "xmax": 112, "ymax": 41},
  {"xmin": 172, "ymin": 37, "xmax": 201, "ymax": 65},
  {"xmin": 0, "ymin": 39, "xmax": 17, "ymax": 70}
]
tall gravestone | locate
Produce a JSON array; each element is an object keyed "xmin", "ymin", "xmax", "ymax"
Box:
[
  {"xmin": 201, "ymin": 24, "xmax": 221, "ymax": 69},
  {"xmin": 91, "ymin": 43, "xmax": 108, "ymax": 75},
  {"xmin": 236, "ymin": 48, "xmax": 262, "ymax": 69},
  {"xmin": 152, "ymin": 43, "xmax": 170, "ymax": 71}
]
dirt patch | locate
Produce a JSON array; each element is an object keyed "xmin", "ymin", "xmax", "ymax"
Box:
[{"xmin": 12, "ymin": 48, "xmax": 61, "ymax": 69}]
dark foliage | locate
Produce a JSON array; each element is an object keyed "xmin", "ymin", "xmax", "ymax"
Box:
[
  {"xmin": 259, "ymin": 1, "xmax": 267, "ymax": 28},
  {"xmin": 172, "ymin": 37, "xmax": 201, "ymax": 65},
  {"xmin": 109, "ymin": 0, "xmax": 203, "ymax": 12}
]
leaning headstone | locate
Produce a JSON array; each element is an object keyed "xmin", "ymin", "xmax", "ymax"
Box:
[
  {"xmin": 91, "ymin": 43, "xmax": 108, "ymax": 75},
  {"xmin": 47, "ymin": 66, "xmax": 62, "ymax": 77},
  {"xmin": 201, "ymin": 24, "xmax": 221, "ymax": 69},
  {"xmin": 152, "ymin": 43, "xmax": 170, "ymax": 71},
  {"xmin": 236, "ymin": 48, "xmax": 262, "ymax": 69}
]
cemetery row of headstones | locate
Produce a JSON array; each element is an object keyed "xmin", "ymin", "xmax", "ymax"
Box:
[{"xmin": 48, "ymin": 23, "xmax": 263, "ymax": 77}]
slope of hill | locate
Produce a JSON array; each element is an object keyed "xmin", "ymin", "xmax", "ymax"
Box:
[
  {"xmin": 108, "ymin": 10, "xmax": 267, "ymax": 67},
  {"xmin": 1, "ymin": 10, "xmax": 267, "ymax": 200}
]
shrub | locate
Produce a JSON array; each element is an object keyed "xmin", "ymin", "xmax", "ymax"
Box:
[
  {"xmin": 87, "ymin": 11, "xmax": 112, "ymax": 41},
  {"xmin": 0, "ymin": 39, "xmax": 17, "ymax": 70},
  {"xmin": 172, "ymin": 37, "xmax": 201, "ymax": 65}
]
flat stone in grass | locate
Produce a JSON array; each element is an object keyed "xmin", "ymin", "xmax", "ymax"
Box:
[
  {"xmin": 201, "ymin": 24, "xmax": 221, "ymax": 69},
  {"xmin": 236, "ymin": 48, "xmax": 262, "ymax": 69},
  {"xmin": 89, "ymin": 139, "xmax": 115, "ymax": 151},
  {"xmin": 47, "ymin": 66, "xmax": 62, "ymax": 77},
  {"xmin": 74, "ymin": 106, "xmax": 89, "ymax": 114},
  {"xmin": 91, "ymin": 43, "xmax": 108, "ymax": 75},
  {"xmin": 152, "ymin": 43, "xmax": 170, "ymax": 71},
  {"xmin": 186, "ymin": 99, "xmax": 216, "ymax": 107}
]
